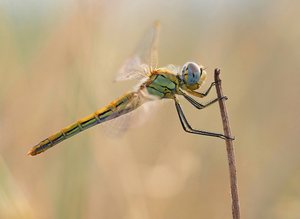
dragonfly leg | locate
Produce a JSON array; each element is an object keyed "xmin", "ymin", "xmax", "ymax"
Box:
[
  {"xmin": 201, "ymin": 81, "xmax": 217, "ymax": 96},
  {"xmin": 184, "ymin": 81, "xmax": 223, "ymax": 98},
  {"xmin": 182, "ymin": 92, "xmax": 227, "ymax": 110},
  {"xmin": 174, "ymin": 99, "xmax": 234, "ymax": 140},
  {"xmin": 187, "ymin": 81, "xmax": 218, "ymax": 97}
]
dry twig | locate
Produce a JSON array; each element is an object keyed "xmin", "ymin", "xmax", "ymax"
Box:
[{"xmin": 214, "ymin": 68, "xmax": 240, "ymax": 219}]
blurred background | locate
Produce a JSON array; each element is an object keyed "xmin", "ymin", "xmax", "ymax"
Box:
[{"xmin": 1, "ymin": 0, "xmax": 300, "ymax": 218}]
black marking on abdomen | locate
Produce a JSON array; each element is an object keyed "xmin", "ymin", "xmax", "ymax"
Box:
[
  {"xmin": 81, "ymin": 118, "xmax": 98, "ymax": 128},
  {"xmin": 98, "ymin": 109, "xmax": 112, "ymax": 119},
  {"xmin": 65, "ymin": 126, "xmax": 80, "ymax": 136},
  {"xmin": 52, "ymin": 134, "xmax": 65, "ymax": 145},
  {"xmin": 39, "ymin": 140, "xmax": 52, "ymax": 152}
]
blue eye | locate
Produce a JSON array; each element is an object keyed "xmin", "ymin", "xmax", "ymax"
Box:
[{"xmin": 181, "ymin": 62, "xmax": 202, "ymax": 85}]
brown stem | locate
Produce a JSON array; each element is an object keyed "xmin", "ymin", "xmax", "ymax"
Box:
[{"xmin": 214, "ymin": 68, "xmax": 240, "ymax": 219}]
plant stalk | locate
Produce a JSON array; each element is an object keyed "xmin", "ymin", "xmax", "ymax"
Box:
[{"xmin": 214, "ymin": 68, "xmax": 240, "ymax": 219}]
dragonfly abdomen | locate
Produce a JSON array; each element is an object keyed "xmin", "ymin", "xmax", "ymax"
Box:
[{"xmin": 28, "ymin": 92, "xmax": 143, "ymax": 156}]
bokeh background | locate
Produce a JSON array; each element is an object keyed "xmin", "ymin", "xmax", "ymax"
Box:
[{"xmin": 1, "ymin": 0, "xmax": 300, "ymax": 218}]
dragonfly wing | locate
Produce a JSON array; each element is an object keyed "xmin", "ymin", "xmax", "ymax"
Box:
[
  {"xmin": 102, "ymin": 111, "xmax": 132, "ymax": 137},
  {"xmin": 115, "ymin": 21, "xmax": 161, "ymax": 82},
  {"xmin": 148, "ymin": 20, "xmax": 160, "ymax": 69},
  {"xmin": 115, "ymin": 57, "xmax": 149, "ymax": 81},
  {"xmin": 106, "ymin": 21, "xmax": 161, "ymax": 135},
  {"xmin": 103, "ymin": 101, "xmax": 160, "ymax": 137},
  {"xmin": 102, "ymin": 93, "xmax": 161, "ymax": 137},
  {"xmin": 164, "ymin": 64, "xmax": 180, "ymax": 75}
]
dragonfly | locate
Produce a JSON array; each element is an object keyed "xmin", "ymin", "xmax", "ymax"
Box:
[{"xmin": 28, "ymin": 22, "xmax": 232, "ymax": 156}]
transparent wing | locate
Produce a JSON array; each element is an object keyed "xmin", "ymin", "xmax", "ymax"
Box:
[
  {"xmin": 102, "ymin": 98, "xmax": 161, "ymax": 138},
  {"xmin": 106, "ymin": 21, "xmax": 162, "ymax": 136},
  {"xmin": 102, "ymin": 88, "xmax": 161, "ymax": 137},
  {"xmin": 115, "ymin": 21, "xmax": 161, "ymax": 81},
  {"xmin": 148, "ymin": 21, "xmax": 160, "ymax": 69},
  {"xmin": 115, "ymin": 58, "xmax": 149, "ymax": 81},
  {"xmin": 164, "ymin": 64, "xmax": 180, "ymax": 75}
]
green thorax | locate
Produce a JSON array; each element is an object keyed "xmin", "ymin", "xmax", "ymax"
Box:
[{"xmin": 145, "ymin": 69, "xmax": 180, "ymax": 99}]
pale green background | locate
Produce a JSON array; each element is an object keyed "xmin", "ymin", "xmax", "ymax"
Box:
[{"xmin": 0, "ymin": 0, "xmax": 299, "ymax": 218}]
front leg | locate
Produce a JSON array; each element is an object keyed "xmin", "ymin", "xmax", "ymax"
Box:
[
  {"xmin": 182, "ymin": 92, "xmax": 228, "ymax": 110},
  {"xmin": 201, "ymin": 81, "xmax": 217, "ymax": 96},
  {"xmin": 186, "ymin": 81, "xmax": 217, "ymax": 98}
]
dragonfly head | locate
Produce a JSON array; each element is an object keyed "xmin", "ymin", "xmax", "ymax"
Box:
[{"xmin": 179, "ymin": 62, "xmax": 207, "ymax": 90}]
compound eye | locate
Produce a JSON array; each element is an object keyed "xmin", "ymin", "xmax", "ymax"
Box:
[{"xmin": 181, "ymin": 62, "xmax": 201, "ymax": 85}]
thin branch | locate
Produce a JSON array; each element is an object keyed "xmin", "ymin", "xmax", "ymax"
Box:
[{"xmin": 214, "ymin": 68, "xmax": 240, "ymax": 219}]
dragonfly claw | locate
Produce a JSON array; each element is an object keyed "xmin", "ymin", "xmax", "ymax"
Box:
[
  {"xmin": 226, "ymin": 135, "xmax": 235, "ymax": 140},
  {"xmin": 219, "ymin": 134, "xmax": 235, "ymax": 140},
  {"xmin": 221, "ymin": 96, "xmax": 228, "ymax": 101}
]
